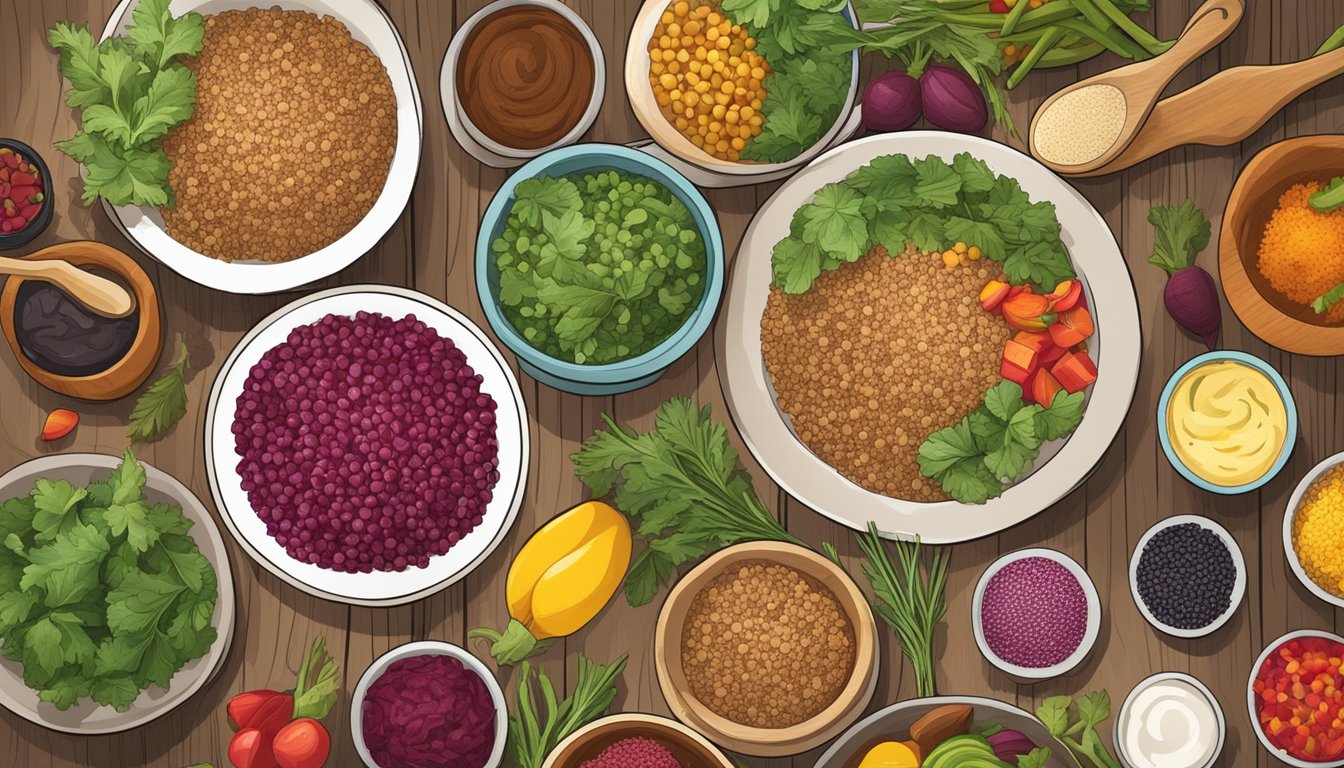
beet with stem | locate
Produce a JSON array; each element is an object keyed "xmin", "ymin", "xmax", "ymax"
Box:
[{"xmin": 1148, "ymin": 201, "xmax": 1220, "ymax": 349}]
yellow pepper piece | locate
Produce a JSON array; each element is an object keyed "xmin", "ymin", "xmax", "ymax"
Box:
[
  {"xmin": 529, "ymin": 521, "xmax": 632, "ymax": 639},
  {"xmin": 858, "ymin": 741, "xmax": 920, "ymax": 768}
]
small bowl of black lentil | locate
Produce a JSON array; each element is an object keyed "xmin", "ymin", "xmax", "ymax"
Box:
[{"xmin": 1128, "ymin": 515, "xmax": 1246, "ymax": 638}]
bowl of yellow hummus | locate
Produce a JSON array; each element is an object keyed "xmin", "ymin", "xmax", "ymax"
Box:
[{"xmin": 1158, "ymin": 351, "xmax": 1297, "ymax": 494}]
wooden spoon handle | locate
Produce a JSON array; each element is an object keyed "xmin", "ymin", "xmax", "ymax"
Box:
[
  {"xmin": 1117, "ymin": 0, "xmax": 1244, "ymax": 94},
  {"xmin": 1077, "ymin": 45, "xmax": 1344, "ymax": 176}
]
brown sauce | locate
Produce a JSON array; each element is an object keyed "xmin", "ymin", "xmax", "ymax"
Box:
[{"xmin": 456, "ymin": 6, "xmax": 595, "ymax": 150}]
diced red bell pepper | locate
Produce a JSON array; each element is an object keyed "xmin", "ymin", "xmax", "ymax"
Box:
[
  {"xmin": 1046, "ymin": 279, "xmax": 1083, "ymax": 312},
  {"xmin": 1002, "ymin": 292, "xmax": 1055, "ymax": 331},
  {"xmin": 1012, "ymin": 330, "xmax": 1067, "ymax": 366},
  {"xmin": 1052, "ymin": 350, "xmax": 1098, "ymax": 392},
  {"xmin": 1049, "ymin": 306, "xmax": 1095, "ymax": 348},
  {"xmin": 979, "ymin": 280, "xmax": 1010, "ymax": 313},
  {"xmin": 989, "ymin": 0, "xmax": 1011, "ymax": 12},
  {"xmin": 1001, "ymin": 339, "xmax": 1039, "ymax": 386},
  {"xmin": 9, "ymin": 172, "xmax": 36, "ymax": 186}
]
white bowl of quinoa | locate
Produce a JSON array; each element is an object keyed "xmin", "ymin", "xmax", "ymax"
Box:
[
  {"xmin": 716, "ymin": 132, "xmax": 1142, "ymax": 543},
  {"xmin": 98, "ymin": 0, "xmax": 422, "ymax": 294},
  {"xmin": 204, "ymin": 285, "xmax": 528, "ymax": 606},
  {"xmin": 1283, "ymin": 452, "xmax": 1344, "ymax": 609}
]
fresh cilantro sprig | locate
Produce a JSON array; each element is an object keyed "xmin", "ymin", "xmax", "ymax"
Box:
[
  {"xmin": 48, "ymin": 0, "xmax": 203, "ymax": 207},
  {"xmin": 572, "ymin": 398, "xmax": 802, "ymax": 606},
  {"xmin": 917, "ymin": 382, "xmax": 1084, "ymax": 505},
  {"xmin": 772, "ymin": 152, "xmax": 1074, "ymax": 294},
  {"xmin": 1017, "ymin": 748, "xmax": 1054, "ymax": 768},
  {"xmin": 1147, "ymin": 200, "xmax": 1211, "ymax": 275},
  {"xmin": 0, "ymin": 450, "xmax": 218, "ymax": 712},
  {"xmin": 1037, "ymin": 691, "xmax": 1123, "ymax": 768},
  {"xmin": 127, "ymin": 334, "xmax": 191, "ymax": 443}
]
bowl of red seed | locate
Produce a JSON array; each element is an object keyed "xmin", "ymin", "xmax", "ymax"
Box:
[
  {"xmin": 543, "ymin": 714, "xmax": 736, "ymax": 768},
  {"xmin": 1248, "ymin": 630, "xmax": 1344, "ymax": 767},
  {"xmin": 654, "ymin": 541, "xmax": 878, "ymax": 757},
  {"xmin": 205, "ymin": 285, "xmax": 528, "ymax": 606},
  {"xmin": 972, "ymin": 548, "xmax": 1101, "ymax": 681},
  {"xmin": 0, "ymin": 139, "xmax": 52, "ymax": 250}
]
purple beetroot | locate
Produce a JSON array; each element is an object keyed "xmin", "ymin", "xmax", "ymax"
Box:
[
  {"xmin": 862, "ymin": 63, "xmax": 988, "ymax": 135},
  {"xmin": 1148, "ymin": 201, "xmax": 1220, "ymax": 349}
]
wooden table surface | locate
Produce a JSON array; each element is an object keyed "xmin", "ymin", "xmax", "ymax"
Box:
[{"xmin": 2, "ymin": 0, "xmax": 1342, "ymax": 766}]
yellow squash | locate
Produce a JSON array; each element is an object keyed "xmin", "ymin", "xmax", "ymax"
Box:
[{"xmin": 471, "ymin": 501, "xmax": 632, "ymax": 664}]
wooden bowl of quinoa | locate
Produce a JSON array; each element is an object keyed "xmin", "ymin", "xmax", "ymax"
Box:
[
  {"xmin": 1283, "ymin": 452, "xmax": 1344, "ymax": 608},
  {"xmin": 1221, "ymin": 135, "xmax": 1344, "ymax": 355},
  {"xmin": 653, "ymin": 541, "xmax": 877, "ymax": 757}
]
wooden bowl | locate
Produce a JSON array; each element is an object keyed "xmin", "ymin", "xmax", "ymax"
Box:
[
  {"xmin": 543, "ymin": 714, "xmax": 736, "ymax": 768},
  {"xmin": 654, "ymin": 541, "xmax": 878, "ymax": 757},
  {"xmin": 0, "ymin": 241, "xmax": 162, "ymax": 400},
  {"xmin": 1220, "ymin": 135, "xmax": 1344, "ymax": 355}
]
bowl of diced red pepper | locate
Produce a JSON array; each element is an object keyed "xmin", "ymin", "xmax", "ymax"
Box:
[
  {"xmin": 1249, "ymin": 630, "xmax": 1344, "ymax": 766},
  {"xmin": 0, "ymin": 140, "xmax": 52, "ymax": 249}
]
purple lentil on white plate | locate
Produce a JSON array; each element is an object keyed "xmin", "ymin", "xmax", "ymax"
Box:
[
  {"xmin": 981, "ymin": 556, "xmax": 1087, "ymax": 669},
  {"xmin": 232, "ymin": 311, "xmax": 500, "ymax": 573}
]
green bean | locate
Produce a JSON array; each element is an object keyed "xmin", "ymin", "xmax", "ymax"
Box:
[
  {"xmin": 1067, "ymin": 0, "xmax": 1113, "ymax": 35},
  {"xmin": 999, "ymin": 0, "xmax": 1034, "ymax": 36},
  {"xmin": 1057, "ymin": 17, "xmax": 1147, "ymax": 59},
  {"xmin": 1006, "ymin": 26, "xmax": 1063, "ymax": 88},
  {"xmin": 1087, "ymin": 0, "xmax": 1169, "ymax": 55},
  {"xmin": 933, "ymin": 2, "xmax": 1079, "ymax": 31},
  {"xmin": 1033, "ymin": 39, "xmax": 1107, "ymax": 69}
]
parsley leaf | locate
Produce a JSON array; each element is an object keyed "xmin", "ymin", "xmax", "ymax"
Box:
[
  {"xmin": 127, "ymin": 334, "xmax": 191, "ymax": 443},
  {"xmin": 49, "ymin": 2, "xmax": 202, "ymax": 207},
  {"xmin": 1036, "ymin": 391, "xmax": 1086, "ymax": 441},
  {"xmin": 1147, "ymin": 200, "xmax": 1211, "ymax": 274},
  {"xmin": 799, "ymin": 183, "xmax": 869, "ymax": 260},
  {"xmin": 512, "ymin": 177, "xmax": 582, "ymax": 228},
  {"xmin": 721, "ymin": 0, "xmax": 778, "ymax": 29},
  {"xmin": 1017, "ymin": 748, "xmax": 1053, "ymax": 768}
]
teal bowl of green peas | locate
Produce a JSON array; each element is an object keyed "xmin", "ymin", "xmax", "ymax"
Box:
[{"xmin": 476, "ymin": 143, "xmax": 725, "ymax": 395}]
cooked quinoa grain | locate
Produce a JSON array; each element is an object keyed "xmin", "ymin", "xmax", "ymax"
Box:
[
  {"xmin": 162, "ymin": 8, "xmax": 397, "ymax": 263},
  {"xmin": 1292, "ymin": 465, "xmax": 1344, "ymax": 597},
  {"xmin": 681, "ymin": 561, "xmax": 854, "ymax": 728},
  {"xmin": 760, "ymin": 244, "xmax": 1012, "ymax": 501},
  {"xmin": 1256, "ymin": 181, "xmax": 1344, "ymax": 324}
]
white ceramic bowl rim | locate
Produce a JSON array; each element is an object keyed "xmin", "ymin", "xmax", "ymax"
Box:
[
  {"xmin": 99, "ymin": 0, "xmax": 424, "ymax": 294},
  {"xmin": 204, "ymin": 285, "xmax": 529, "ymax": 606},
  {"xmin": 971, "ymin": 548, "xmax": 1102, "ymax": 680},
  {"xmin": 351, "ymin": 641, "xmax": 508, "ymax": 768},
  {"xmin": 1127, "ymin": 515, "xmax": 1247, "ymax": 638},
  {"xmin": 1246, "ymin": 630, "xmax": 1344, "ymax": 768},
  {"xmin": 447, "ymin": 0, "xmax": 606, "ymax": 159},
  {"xmin": 1116, "ymin": 671, "xmax": 1226, "ymax": 768},
  {"xmin": 1283, "ymin": 453, "xmax": 1344, "ymax": 609}
]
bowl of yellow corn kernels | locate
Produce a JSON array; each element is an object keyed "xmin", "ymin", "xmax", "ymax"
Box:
[
  {"xmin": 623, "ymin": 0, "xmax": 862, "ymax": 179},
  {"xmin": 1283, "ymin": 452, "xmax": 1344, "ymax": 608}
]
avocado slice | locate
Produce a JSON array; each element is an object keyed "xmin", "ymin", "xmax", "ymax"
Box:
[{"xmin": 922, "ymin": 734, "xmax": 1015, "ymax": 768}]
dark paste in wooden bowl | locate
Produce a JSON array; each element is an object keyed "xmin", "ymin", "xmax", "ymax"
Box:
[
  {"xmin": 15, "ymin": 279, "xmax": 139, "ymax": 378},
  {"xmin": 456, "ymin": 6, "xmax": 596, "ymax": 150}
]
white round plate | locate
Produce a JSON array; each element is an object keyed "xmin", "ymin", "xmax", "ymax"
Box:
[
  {"xmin": 99, "ymin": 0, "xmax": 424, "ymax": 294},
  {"xmin": 1283, "ymin": 452, "xmax": 1344, "ymax": 608},
  {"xmin": 716, "ymin": 132, "xmax": 1141, "ymax": 542},
  {"xmin": 351, "ymin": 641, "xmax": 507, "ymax": 768},
  {"xmin": 1128, "ymin": 515, "xmax": 1246, "ymax": 638},
  {"xmin": 1117, "ymin": 672, "xmax": 1225, "ymax": 768},
  {"xmin": 205, "ymin": 286, "xmax": 529, "ymax": 606},
  {"xmin": 1247, "ymin": 631, "xmax": 1344, "ymax": 768},
  {"xmin": 0, "ymin": 454, "xmax": 235, "ymax": 734}
]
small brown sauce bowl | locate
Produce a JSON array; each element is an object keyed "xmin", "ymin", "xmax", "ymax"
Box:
[
  {"xmin": 0, "ymin": 241, "xmax": 162, "ymax": 401},
  {"xmin": 654, "ymin": 541, "xmax": 878, "ymax": 757},
  {"xmin": 543, "ymin": 714, "xmax": 736, "ymax": 768},
  {"xmin": 1221, "ymin": 134, "xmax": 1344, "ymax": 355}
]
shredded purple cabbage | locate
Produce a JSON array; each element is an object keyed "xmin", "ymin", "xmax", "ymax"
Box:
[{"xmin": 362, "ymin": 654, "xmax": 497, "ymax": 768}]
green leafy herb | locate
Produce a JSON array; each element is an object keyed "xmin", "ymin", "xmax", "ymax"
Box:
[
  {"xmin": 849, "ymin": 523, "xmax": 948, "ymax": 698},
  {"xmin": 291, "ymin": 635, "xmax": 340, "ymax": 720},
  {"xmin": 493, "ymin": 171, "xmax": 706, "ymax": 365},
  {"xmin": 572, "ymin": 398, "xmax": 802, "ymax": 606},
  {"xmin": 1313, "ymin": 282, "xmax": 1344, "ymax": 315},
  {"xmin": 1017, "ymin": 748, "xmax": 1053, "ymax": 768},
  {"xmin": 0, "ymin": 450, "xmax": 217, "ymax": 712},
  {"xmin": 772, "ymin": 153, "xmax": 1074, "ymax": 294},
  {"xmin": 506, "ymin": 653, "xmax": 627, "ymax": 768},
  {"xmin": 48, "ymin": 0, "xmax": 203, "ymax": 207},
  {"xmin": 1147, "ymin": 200, "xmax": 1211, "ymax": 275},
  {"xmin": 1310, "ymin": 177, "xmax": 1344, "ymax": 213},
  {"xmin": 918, "ymin": 382, "xmax": 1084, "ymax": 504},
  {"xmin": 127, "ymin": 334, "xmax": 191, "ymax": 443},
  {"xmin": 1037, "ymin": 691, "xmax": 1123, "ymax": 768}
]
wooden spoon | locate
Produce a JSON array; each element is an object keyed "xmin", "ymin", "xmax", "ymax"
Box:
[
  {"xmin": 1073, "ymin": 45, "xmax": 1344, "ymax": 177},
  {"xmin": 0, "ymin": 252, "xmax": 135, "ymax": 319},
  {"xmin": 1028, "ymin": 0, "xmax": 1244, "ymax": 175}
]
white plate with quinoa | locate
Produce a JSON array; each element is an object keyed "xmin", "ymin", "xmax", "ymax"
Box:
[
  {"xmin": 99, "ymin": 0, "xmax": 423, "ymax": 294},
  {"xmin": 716, "ymin": 132, "xmax": 1141, "ymax": 543},
  {"xmin": 204, "ymin": 285, "xmax": 528, "ymax": 606}
]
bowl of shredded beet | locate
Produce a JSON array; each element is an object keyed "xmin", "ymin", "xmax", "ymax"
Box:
[
  {"xmin": 352, "ymin": 641, "xmax": 507, "ymax": 768},
  {"xmin": 205, "ymin": 285, "xmax": 529, "ymax": 606}
]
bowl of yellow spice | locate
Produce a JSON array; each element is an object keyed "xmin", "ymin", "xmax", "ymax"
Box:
[
  {"xmin": 1158, "ymin": 350, "xmax": 1297, "ymax": 495},
  {"xmin": 1285, "ymin": 454, "xmax": 1344, "ymax": 608}
]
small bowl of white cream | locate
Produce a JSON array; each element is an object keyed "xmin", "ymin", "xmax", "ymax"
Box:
[{"xmin": 1115, "ymin": 672, "xmax": 1224, "ymax": 768}]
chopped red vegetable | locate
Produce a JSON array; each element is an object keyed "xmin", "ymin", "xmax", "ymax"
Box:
[
  {"xmin": 40, "ymin": 409, "xmax": 78, "ymax": 441},
  {"xmin": 1254, "ymin": 635, "xmax": 1344, "ymax": 763},
  {"xmin": 0, "ymin": 148, "xmax": 44, "ymax": 235}
]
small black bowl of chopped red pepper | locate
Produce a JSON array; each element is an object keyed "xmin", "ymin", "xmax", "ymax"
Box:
[{"xmin": 0, "ymin": 139, "xmax": 53, "ymax": 250}]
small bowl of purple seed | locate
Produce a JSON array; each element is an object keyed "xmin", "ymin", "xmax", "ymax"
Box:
[
  {"xmin": 205, "ymin": 285, "xmax": 529, "ymax": 606},
  {"xmin": 972, "ymin": 548, "xmax": 1101, "ymax": 681},
  {"xmin": 1128, "ymin": 515, "xmax": 1246, "ymax": 639}
]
